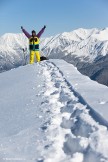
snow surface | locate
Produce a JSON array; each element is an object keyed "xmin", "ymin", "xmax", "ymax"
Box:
[{"xmin": 0, "ymin": 60, "xmax": 108, "ymax": 162}]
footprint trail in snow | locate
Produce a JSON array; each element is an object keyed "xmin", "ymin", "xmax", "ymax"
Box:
[{"xmin": 39, "ymin": 61, "xmax": 108, "ymax": 162}]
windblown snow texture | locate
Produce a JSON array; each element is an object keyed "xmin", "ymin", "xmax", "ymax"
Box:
[{"xmin": 0, "ymin": 60, "xmax": 108, "ymax": 162}]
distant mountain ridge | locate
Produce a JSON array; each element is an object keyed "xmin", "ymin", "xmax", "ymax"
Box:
[
  {"xmin": 0, "ymin": 28, "xmax": 108, "ymax": 86},
  {"xmin": 0, "ymin": 33, "xmax": 28, "ymax": 72},
  {"xmin": 41, "ymin": 28, "xmax": 108, "ymax": 86}
]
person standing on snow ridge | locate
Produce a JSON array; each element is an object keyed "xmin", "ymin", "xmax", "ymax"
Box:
[{"xmin": 21, "ymin": 25, "xmax": 46, "ymax": 63}]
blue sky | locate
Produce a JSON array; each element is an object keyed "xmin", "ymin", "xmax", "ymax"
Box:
[{"xmin": 0, "ymin": 0, "xmax": 108, "ymax": 37}]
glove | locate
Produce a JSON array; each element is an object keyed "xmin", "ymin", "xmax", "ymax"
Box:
[
  {"xmin": 21, "ymin": 26, "xmax": 23, "ymax": 30},
  {"xmin": 44, "ymin": 25, "xmax": 46, "ymax": 29}
]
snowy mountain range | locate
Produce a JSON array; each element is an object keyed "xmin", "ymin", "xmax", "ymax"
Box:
[
  {"xmin": 42, "ymin": 28, "xmax": 108, "ymax": 86},
  {"xmin": 0, "ymin": 59, "xmax": 108, "ymax": 161},
  {"xmin": 0, "ymin": 33, "xmax": 28, "ymax": 72},
  {"xmin": 0, "ymin": 28, "xmax": 108, "ymax": 85}
]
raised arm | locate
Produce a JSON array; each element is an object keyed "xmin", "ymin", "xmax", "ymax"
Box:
[
  {"xmin": 21, "ymin": 26, "xmax": 31, "ymax": 38},
  {"xmin": 37, "ymin": 25, "xmax": 46, "ymax": 38}
]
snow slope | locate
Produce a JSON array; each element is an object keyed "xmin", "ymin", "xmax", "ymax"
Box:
[{"xmin": 0, "ymin": 60, "xmax": 108, "ymax": 162}]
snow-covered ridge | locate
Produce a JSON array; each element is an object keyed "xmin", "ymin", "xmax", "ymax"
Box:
[{"xmin": 0, "ymin": 60, "xmax": 108, "ymax": 161}]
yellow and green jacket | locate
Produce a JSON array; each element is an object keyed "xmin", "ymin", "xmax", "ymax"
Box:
[{"xmin": 29, "ymin": 36, "xmax": 40, "ymax": 51}]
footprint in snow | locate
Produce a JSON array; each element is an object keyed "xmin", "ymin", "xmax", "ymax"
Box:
[
  {"xmin": 44, "ymin": 143, "xmax": 52, "ymax": 149},
  {"xmin": 63, "ymin": 134, "xmax": 86, "ymax": 155},
  {"xmin": 40, "ymin": 121, "xmax": 50, "ymax": 131},
  {"xmin": 41, "ymin": 100, "xmax": 49, "ymax": 105},
  {"xmin": 54, "ymin": 82, "xmax": 61, "ymax": 88},
  {"xmin": 61, "ymin": 100, "xmax": 77, "ymax": 113},
  {"xmin": 59, "ymin": 90, "xmax": 71, "ymax": 103},
  {"xmin": 71, "ymin": 115, "xmax": 94, "ymax": 138}
]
